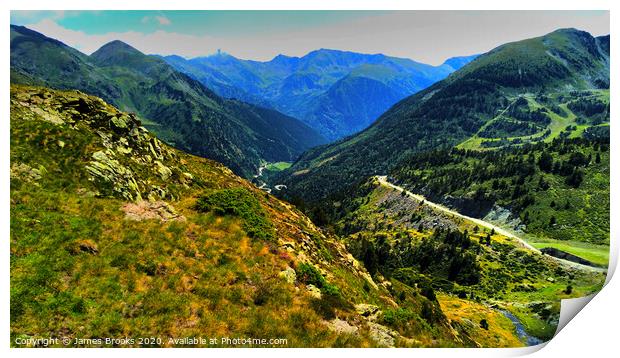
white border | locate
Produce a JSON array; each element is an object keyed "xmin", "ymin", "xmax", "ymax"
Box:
[{"xmin": 2, "ymin": 1, "xmax": 617, "ymax": 358}]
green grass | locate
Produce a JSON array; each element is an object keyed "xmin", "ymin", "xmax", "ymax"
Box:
[
  {"xmin": 265, "ymin": 162, "xmax": 292, "ymax": 172},
  {"xmin": 457, "ymin": 90, "xmax": 609, "ymax": 151},
  {"xmin": 529, "ymin": 240, "xmax": 609, "ymax": 267}
]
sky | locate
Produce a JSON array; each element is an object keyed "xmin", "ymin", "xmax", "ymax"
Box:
[{"xmin": 10, "ymin": 10, "xmax": 610, "ymax": 65}]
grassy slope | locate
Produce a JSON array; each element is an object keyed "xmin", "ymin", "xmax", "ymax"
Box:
[
  {"xmin": 437, "ymin": 294, "xmax": 522, "ymax": 347},
  {"xmin": 265, "ymin": 162, "xmax": 293, "ymax": 171},
  {"xmin": 10, "ymin": 85, "xmax": 476, "ymax": 348},
  {"xmin": 457, "ymin": 90, "xmax": 609, "ymax": 150}
]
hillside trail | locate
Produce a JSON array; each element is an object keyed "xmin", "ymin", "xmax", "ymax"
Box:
[{"xmin": 376, "ymin": 176, "xmax": 606, "ymax": 273}]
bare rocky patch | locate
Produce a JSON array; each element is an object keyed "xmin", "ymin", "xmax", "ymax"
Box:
[{"xmin": 121, "ymin": 200, "xmax": 186, "ymax": 222}]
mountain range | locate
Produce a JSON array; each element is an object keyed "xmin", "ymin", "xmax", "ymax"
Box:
[
  {"xmin": 9, "ymin": 21, "xmax": 610, "ymax": 348},
  {"xmin": 10, "ymin": 25, "xmax": 325, "ymax": 178},
  {"xmin": 164, "ymin": 50, "xmax": 477, "ymax": 140},
  {"xmin": 278, "ymin": 28, "xmax": 610, "ymax": 207}
]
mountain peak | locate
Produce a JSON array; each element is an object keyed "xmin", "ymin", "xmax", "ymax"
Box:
[
  {"xmin": 163, "ymin": 54, "xmax": 186, "ymax": 61},
  {"xmin": 549, "ymin": 27, "xmax": 589, "ymax": 36},
  {"xmin": 268, "ymin": 54, "xmax": 300, "ymax": 68},
  {"xmin": 90, "ymin": 40, "xmax": 144, "ymax": 65},
  {"xmin": 96, "ymin": 40, "xmax": 140, "ymax": 54}
]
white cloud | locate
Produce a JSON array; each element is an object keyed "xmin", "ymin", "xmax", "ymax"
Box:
[
  {"xmin": 140, "ymin": 15, "xmax": 171, "ymax": 26},
  {"xmin": 28, "ymin": 19, "xmax": 221, "ymax": 57},
  {"xmin": 25, "ymin": 11, "xmax": 609, "ymax": 64}
]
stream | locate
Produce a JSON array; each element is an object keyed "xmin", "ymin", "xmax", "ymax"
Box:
[{"xmin": 501, "ymin": 310, "xmax": 544, "ymax": 346}]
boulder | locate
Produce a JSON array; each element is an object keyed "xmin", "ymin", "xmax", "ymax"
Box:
[
  {"xmin": 324, "ymin": 318, "xmax": 359, "ymax": 336},
  {"xmin": 10, "ymin": 163, "xmax": 42, "ymax": 183},
  {"xmin": 306, "ymin": 284, "xmax": 322, "ymax": 299},
  {"xmin": 355, "ymin": 303, "xmax": 380, "ymax": 318},
  {"xmin": 86, "ymin": 150, "xmax": 142, "ymax": 201},
  {"xmin": 279, "ymin": 266, "xmax": 297, "ymax": 285},
  {"xmin": 368, "ymin": 322, "xmax": 398, "ymax": 347},
  {"xmin": 155, "ymin": 161, "xmax": 173, "ymax": 181},
  {"xmin": 77, "ymin": 240, "xmax": 99, "ymax": 255},
  {"xmin": 122, "ymin": 200, "xmax": 185, "ymax": 222}
]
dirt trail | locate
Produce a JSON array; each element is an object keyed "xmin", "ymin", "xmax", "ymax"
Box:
[{"xmin": 376, "ymin": 176, "xmax": 606, "ymax": 273}]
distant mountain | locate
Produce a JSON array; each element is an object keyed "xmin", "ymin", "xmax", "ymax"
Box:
[
  {"xmin": 10, "ymin": 25, "xmax": 326, "ymax": 178},
  {"xmin": 165, "ymin": 50, "xmax": 477, "ymax": 140},
  {"xmin": 277, "ymin": 28, "xmax": 610, "ymax": 207},
  {"xmin": 442, "ymin": 55, "xmax": 479, "ymax": 71}
]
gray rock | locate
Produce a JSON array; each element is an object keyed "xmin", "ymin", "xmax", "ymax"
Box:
[
  {"xmin": 306, "ymin": 284, "xmax": 322, "ymax": 299},
  {"xmin": 368, "ymin": 322, "xmax": 398, "ymax": 347},
  {"xmin": 355, "ymin": 303, "xmax": 380, "ymax": 317},
  {"xmin": 279, "ymin": 266, "xmax": 297, "ymax": 285},
  {"xmin": 10, "ymin": 163, "xmax": 43, "ymax": 183},
  {"xmin": 325, "ymin": 318, "xmax": 359, "ymax": 336},
  {"xmin": 155, "ymin": 160, "xmax": 172, "ymax": 181}
]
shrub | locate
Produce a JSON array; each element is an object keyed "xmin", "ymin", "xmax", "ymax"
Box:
[
  {"xmin": 296, "ymin": 263, "xmax": 341, "ymax": 296},
  {"xmin": 321, "ymin": 283, "xmax": 341, "ymax": 297},
  {"xmin": 480, "ymin": 319, "xmax": 489, "ymax": 330},
  {"xmin": 383, "ymin": 308, "xmax": 417, "ymax": 326},
  {"xmin": 253, "ymin": 282, "xmax": 272, "ymax": 306},
  {"xmin": 296, "ymin": 263, "xmax": 326, "ymax": 286},
  {"xmin": 195, "ymin": 188, "xmax": 275, "ymax": 241},
  {"xmin": 421, "ymin": 301, "xmax": 436, "ymax": 324},
  {"xmin": 419, "ymin": 280, "xmax": 437, "ymax": 302}
]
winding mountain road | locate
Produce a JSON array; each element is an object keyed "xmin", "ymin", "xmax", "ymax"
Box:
[{"xmin": 376, "ymin": 176, "xmax": 606, "ymax": 273}]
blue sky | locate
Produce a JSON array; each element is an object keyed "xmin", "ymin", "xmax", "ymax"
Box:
[
  {"xmin": 10, "ymin": 10, "xmax": 610, "ymax": 64},
  {"xmin": 11, "ymin": 11, "xmax": 372, "ymax": 36}
]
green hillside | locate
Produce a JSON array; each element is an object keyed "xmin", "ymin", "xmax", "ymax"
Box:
[
  {"xmin": 392, "ymin": 133, "xmax": 609, "ymax": 264},
  {"xmin": 330, "ymin": 179, "xmax": 605, "ymax": 342}
]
